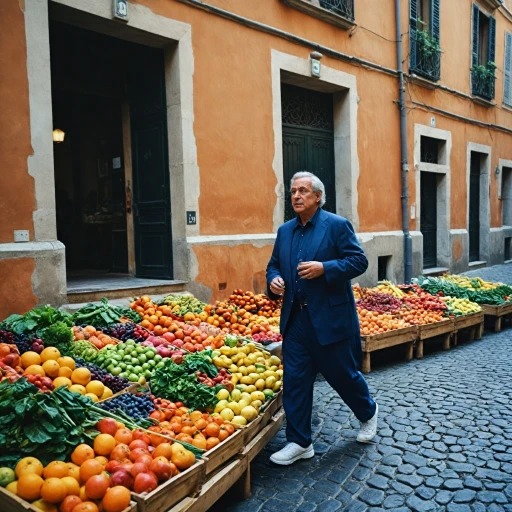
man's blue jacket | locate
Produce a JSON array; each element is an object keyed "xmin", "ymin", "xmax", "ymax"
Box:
[{"xmin": 266, "ymin": 208, "xmax": 368, "ymax": 345}]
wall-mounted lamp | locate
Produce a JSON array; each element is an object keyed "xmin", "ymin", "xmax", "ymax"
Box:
[
  {"xmin": 53, "ymin": 128, "xmax": 65, "ymax": 143},
  {"xmin": 310, "ymin": 51, "xmax": 323, "ymax": 78},
  {"xmin": 495, "ymin": 166, "xmax": 501, "ymax": 177}
]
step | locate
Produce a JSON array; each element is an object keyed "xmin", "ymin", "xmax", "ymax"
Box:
[{"xmin": 66, "ymin": 275, "xmax": 188, "ymax": 304}]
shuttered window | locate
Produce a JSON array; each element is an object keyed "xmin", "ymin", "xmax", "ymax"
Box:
[{"xmin": 504, "ymin": 32, "xmax": 512, "ymax": 106}]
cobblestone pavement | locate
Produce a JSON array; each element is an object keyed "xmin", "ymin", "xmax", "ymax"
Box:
[{"xmin": 213, "ymin": 264, "xmax": 512, "ymax": 512}]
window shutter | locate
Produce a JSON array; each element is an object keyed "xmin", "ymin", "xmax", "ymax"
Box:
[
  {"xmin": 504, "ymin": 32, "xmax": 512, "ymax": 106},
  {"xmin": 431, "ymin": 0, "xmax": 440, "ymax": 41},
  {"xmin": 472, "ymin": 4, "xmax": 479, "ymax": 68},
  {"xmin": 488, "ymin": 15, "xmax": 496, "ymax": 65},
  {"xmin": 410, "ymin": 0, "xmax": 419, "ymax": 70}
]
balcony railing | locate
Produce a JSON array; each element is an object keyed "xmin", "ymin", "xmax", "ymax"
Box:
[
  {"xmin": 471, "ymin": 67, "xmax": 496, "ymax": 101},
  {"xmin": 318, "ymin": 0, "xmax": 354, "ymax": 21},
  {"xmin": 409, "ymin": 31, "xmax": 441, "ymax": 82}
]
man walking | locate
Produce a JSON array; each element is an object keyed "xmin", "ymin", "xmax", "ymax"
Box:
[{"xmin": 267, "ymin": 171, "xmax": 378, "ymax": 465}]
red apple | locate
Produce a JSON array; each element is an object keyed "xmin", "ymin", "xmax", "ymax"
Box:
[
  {"xmin": 135, "ymin": 454, "xmax": 153, "ymax": 468},
  {"xmin": 130, "ymin": 462, "xmax": 149, "ymax": 478},
  {"xmin": 110, "ymin": 469, "xmax": 134, "ymax": 490},
  {"xmin": 130, "ymin": 448, "xmax": 150, "ymax": 462},
  {"xmin": 162, "ymin": 332, "xmax": 175, "ymax": 342},
  {"xmin": 150, "ymin": 459, "xmax": 173, "ymax": 481},
  {"xmin": 105, "ymin": 460, "xmax": 122, "ymax": 473},
  {"xmin": 97, "ymin": 418, "xmax": 119, "ymax": 436},
  {"xmin": 129, "ymin": 440, "xmax": 148, "ymax": 451},
  {"xmin": 133, "ymin": 471, "xmax": 159, "ymax": 494}
]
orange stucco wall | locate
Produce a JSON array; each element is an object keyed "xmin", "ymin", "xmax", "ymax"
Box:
[
  {"xmin": 0, "ymin": 258, "xmax": 37, "ymax": 318},
  {"xmin": 0, "ymin": 0, "xmax": 35, "ymax": 243}
]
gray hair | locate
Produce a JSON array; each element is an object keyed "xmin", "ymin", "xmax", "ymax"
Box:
[{"xmin": 290, "ymin": 172, "xmax": 326, "ymax": 208}]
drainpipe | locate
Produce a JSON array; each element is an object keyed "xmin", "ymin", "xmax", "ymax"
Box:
[{"xmin": 395, "ymin": 0, "xmax": 413, "ymax": 283}]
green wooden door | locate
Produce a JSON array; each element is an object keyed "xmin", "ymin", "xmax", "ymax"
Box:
[
  {"xmin": 129, "ymin": 46, "xmax": 173, "ymax": 279},
  {"xmin": 281, "ymin": 84, "xmax": 336, "ymax": 222}
]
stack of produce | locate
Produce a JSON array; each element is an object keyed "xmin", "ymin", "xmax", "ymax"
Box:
[
  {"xmin": 72, "ymin": 298, "xmax": 140, "ymax": 328},
  {"xmin": 415, "ymin": 275, "xmax": 512, "ymax": 305},
  {"xmin": 443, "ymin": 275, "xmax": 501, "ymax": 290},
  {"xmin": 74, "ymin": 359, "xmax": 131, "ymax": 394},
  {"xmin": 398, "ymin": 293, "xmax": 447, "ymax": 325},
  {"xmin": 103, "ymin": 322, "xmax": 150, "ymax": 343},
  {"xmin": 439, "ymin": 296, "xmax": 482, "ymax": 316},
  {"xmin": 374, "ymin": 281, "xmax": 407, "ymax": 298},
  {"xmin": 157, "ymin": 294, "xmax": 207, "ymax": 317},
  {"xmin": 72, "ymin": 325, "xmax": 119, "ymax": 350},
  {"xmin": 226, "ymin": 290, "xmax": 281, "ymax": 318}
]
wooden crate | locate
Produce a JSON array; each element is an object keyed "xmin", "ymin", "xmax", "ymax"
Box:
[
  {"xmin": 242, "ymin": 408, "xmax": 285, "ymax": 463},
  {"xmin": 259, "ymin": 390, "xmax": 283, "ymax": 428},
  {"xmin": 0, "ymin": 487, "xmax": 137, "ymax": 512},
  {"xmin": 481, "ymin": 302, "xmax": 512, "ymax": 332},
  {"xmin": 203, "ymin": 426, "xmax": 245, "ymax": 475},
  {"xmin": 452, "ymin": 311, "xmax": 484, "ymax": 346},
  {"xmin": 416, "ymin": 319, "xmax": 455, "ymax": 359},
  {"xmin": 360, "ymin": 325, "xmax": 418, "ymax": 373},
  {"xmin": 131, "ymin": 458, "xmax": 205, "ymax": 512}
]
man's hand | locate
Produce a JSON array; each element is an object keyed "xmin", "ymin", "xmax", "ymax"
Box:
[
  {"xmin": 270, "ymin": 276, "xmax": 286, "ymax": 295},
  {"xmin": 298, "ymin": 261, "xmax": 325, "ymax": 279}
]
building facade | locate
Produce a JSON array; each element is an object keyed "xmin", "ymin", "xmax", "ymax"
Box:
[{"xmin": 1, "ymin": 0, "xmax": 512, "ymax": 318}]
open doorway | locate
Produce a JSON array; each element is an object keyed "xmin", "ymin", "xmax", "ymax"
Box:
[{"xmin": 50, "ymin": 21, "xmax": 173, "ymax": 283}]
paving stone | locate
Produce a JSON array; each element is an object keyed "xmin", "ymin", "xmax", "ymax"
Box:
[
  {"xmin": 476, "ymin": 490, "xmax": 508, "ymax": 503},
  {"xmin": 435, "ymin": 490, "xmax": 454, "ymax": 505},
  {"xmin": 391, "ymin": 481, "xmax": 414, "ymax": 495},
  {"xmin": 262, "ymin": 499, "xmax": 299, "ymax": 512},
  {"xmin": 343, "ymin": 499, "xmax": 368, "ymax": 512},
  {"xmin": 396, "ymin": 464, "xmax": 415, "ymax": 474},
  {"xmin": 359, "ymin": 488, "xmax": 385, "ymax": 506},
  {"xmin": 275, "ymin": 478, "xmax": 303, "ymax": 493},
  {"xmin": 463, "ymin": 476, "xmax": 483, "ymax": 490},
  {"xmin": 375, "ymin": 465, "xmax": 396, "ymax": 478},
  {"xmin": 452, "ymin": 489, "xmax": 476, "ymax": 503},
  {"xmin": 381, "ymin": 455, "xmax": 401, "ymax": 467},
  {"xmin": 405, "ymin": 495, "xmax": 438, "ymax": 511},
  {"xmin": 415, "ymin": 485, "xmax": 436, "ymax": 500},
  {"xmin": 313, "ymin": 480, "xmax": 340, "ymax": 496},
  {"xmin": 316, "ymin": 499, "xmax": 342, "ymax": 512},
  {"xmin": 396, "ymin": 474, "xmax": 423, "ymax": 488},
  {"xmin": 446, "ymin": 505, "xmax": 471, "ymax": 512},
  {"xmin": 368, "ymin": 474, "xmax": 389, "ymax": 490},
  {"xmin": 443, "ymin": 479, "xmax": 464, "ymax": 491},
  {"xmin": 403, "ymin": 453, "xmax": 428, "ymax": 467},
  {"xmin": 352, "ymin": 466, "xmax": 372, "ymax": 482},
  {"xmin": 382, "ymin": 494, "xmax": 405, "ymax": 508},
  {"xmin": 417, "ymin": 467, "xmax": 438, "ymax": 477},
  {"xmin": 425, "ymin": 476, "xmax": 444, "ymax": 488},
  {"xmin": 274, "ymin": 492, "xmax": 303, "ymax": 505}
]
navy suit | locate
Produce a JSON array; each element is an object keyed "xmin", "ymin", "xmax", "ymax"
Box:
[{"xmin": 266, "ymin": 208, "xmax": 376, "ymax": 447}]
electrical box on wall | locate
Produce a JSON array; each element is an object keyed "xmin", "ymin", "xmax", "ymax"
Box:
[{"xmin": 14, "ymin": 230, "xmax": 29, "ymax": 242}]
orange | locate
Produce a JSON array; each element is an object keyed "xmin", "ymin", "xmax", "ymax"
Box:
[
  {"xmin": 6, "ymin": 480, "xmax": 18, "ymax": 494},
  {"xmin": 17, "ymin": 473, "xmax": 44, "ymax": 501},
  {"xmin": 114, "ymin": 428, "xmax": 132, "ymax": 445},
  {"xmin": 61, "ymin": 476, "xmax": 80, "ymax": 496},
  {"xmin": 69, "ymin": 384, "xmax": 87, "ymax": 395},
  {"xmin": 71, "ymin": 444, "xmax": 95, "ymax": 466},
  {"xmin": 99, "ymin": 387, "xmax": 113, "ymax": 400},
  {"xmin": 24, "ymin": 364, "xmax": 45, "ymax": 377},
  {"xmin": 53, "ymin": 377, "xmax": 72, "ymax": 389},
  {"xmin": 71, "ymin": 368, "xmax": 91, "ymax": 386},
  {"xmin": 60, "ymin": 495, "xmax": 82, "ymax": 512},
  {"xmin": 94, "ymin": 456, "xmax": 108, "ymax": 468},
  {"xmin": 66, "ymin": 463, "xmax": 81, "ymax": 482},
  {"xmin": 85, "ymin": 474, "xmax": 110, "ymax": 500},
  {"xmin": 40, "ymin": 477, "xmax": 67, "ymax": 503},
  {"xmin": 40, "ymin": 347, "xmax": 61, "ymax": 363},
  {"xmin": 101, "ymin": 486, "xmax": 131, "ymax": 512},
  {"xmin": 79, "ymin": 459, "xmax": 103, "ymax": 483},
  {"xmin": 85, "ymin": 393, "xmax": 99, "ymax": 403},
  {"xmin": 78, "ymin": 485, "xmax": 88, "ymax": 501},
  {"xmin": 58, "ymin": 366, "xmax": 73, "ymax": 378},
  {"xmin": 43, "ymin": 461, "xmax": 69, "ymax": 479},
  {"xmin": 41, "ymin": 360, "xmax": 60, "ymax": 378},
  {"xmin": 85, "ymin": 381, "xmax": 104, "ymax": 398},
  {"xmin": 15, "ymin": 457, "xmax": 44, "ymax": 478},
  {"xmin": 93, "ymin": 434, "xmax": 116, "ymax": 456},
  {"xmin": 20, "ymin": 351, "xmax": 41, "ymax": 368},
  {"xmin": 57, "ymin": 356, "xmax": 76, "ymax": 370},
  {"xmin": 71, "ymin": 502, "xmax": 99, "ymax": 512}
]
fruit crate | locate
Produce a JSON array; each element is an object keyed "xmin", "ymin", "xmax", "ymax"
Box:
[
  {"xmin": 131, "ymin": 458, "xmax": 206, "ymax": 512},
  {"xmin": 452, "ymin": 311, "xmax": 484, "ymax": 346},
  {"xmin": 416, "ymin": 318, "xmax": 455, "ymax": 359},
  {"xmin": 360, "ymin": 325, "xmax": 418, "ymax": 373},
  {"xmin": 259, "ymin": 390, "xmax": 283, "ymax": 427},
  {"xmin": 0, "ymin": 486, "xmax": 137, "ymax": 512},
  {"xmin": 481, "ymin": 302, "xmax": 512, "ymax": 332},
  {"xmin": 202, "ymin": 425, "xmax": 245, "ymax": 475}
]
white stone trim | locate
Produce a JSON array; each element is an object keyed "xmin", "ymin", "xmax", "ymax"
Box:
[
  {"xmin": 466, "ymin": 142, "xmax": 491, "ymax": 263},
  {"xmin": 25, "ymin": 0, "xmax": 57, "ymax": 241},
  {"xmin": 187, "ymin": 234, "xmax": 276, "ymax": 248},
  {"xmin": 33, "ymin": 0, "xmax": 199, "ymax": 281},
  {"xmin": 271, "ymin": 49, "xmax": 360, "ymax": 231},
  {"xmin": 414, "ymin": 124, "xmax": 452, "ymax": 270},
  {"xmin": 498, "ymin": 158, "xmax": 512, "ymax": 199}
]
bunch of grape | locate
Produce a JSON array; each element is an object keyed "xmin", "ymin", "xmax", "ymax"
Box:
[
  {"xmin": 74, "ymin": 358, "xmax": 131, "ymax": 393},
  {"xmin": 103, "ymin": 322, "xmax": 149, "ymax": 343},
  {"xmin": 12, "ymin": 333, "xmax": 44, "ymax": 354},
  {"xmin": 0, "ymin": 330, "xmax": 16, "ymax": 345},
  {"xmin": 100, "ymin": 392, "xmax": 155, "ymax": 420}
]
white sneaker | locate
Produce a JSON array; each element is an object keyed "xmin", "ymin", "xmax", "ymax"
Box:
[
  {"xmin": 357, "ymin": 403, "xmax": 379, "ymax": 443},
  {"xmin": 270, "ymin": 442, "xmax": 315, "ymax": 465}
]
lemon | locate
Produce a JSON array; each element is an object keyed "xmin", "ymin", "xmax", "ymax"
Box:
[
  {"xmin": 214, "ymin": 400, "xmax": 229, "ymax": 414},
  {"xmin": 220, "ymin": 408, "xmax": 234, "ymax": 421},
  {"xmin": 216, "ymin": 389, "xmax": 230, "ymax": 401},
  {"xmin": 232, "ymin": 415, "xmax": 247, "ymax": 426},
  {"xmin": 227, "ymin": 402, "xmax": 241, "ymax": 415}
]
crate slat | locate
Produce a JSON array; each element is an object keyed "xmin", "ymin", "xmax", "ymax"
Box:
[{"xmin": 203, "ymin": 427, "xmax": 244, "ymax": 475}]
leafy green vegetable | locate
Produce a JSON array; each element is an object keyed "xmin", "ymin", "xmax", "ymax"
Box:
[
  {"xmin": 182, "ymin": 350, "xmax": 219, "ymax": 378},
  {"xmin": 72, "ymin": 298, "xmax": 140, "ymax": 328},
  {"xmin": 0, "ymin": 306, "xmax": 72, "ymax": 336},
  {"xmin": 150, "ymin": 357, "xmax": 223, "ymax": 411},
  {"xmin": 41, "ymin": 322, "xmax": 74, "ymax": 356},
  {"xmin": 0, "ymin": 379, "xmax": 97, "ymax": 468}
]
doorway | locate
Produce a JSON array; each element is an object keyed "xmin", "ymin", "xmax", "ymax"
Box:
[
  {"xmin": 469, "ymin": 152, "xmax": 481, "ymax": 262},
  {"xmin": 50, "ymin": 22, "xmax": 173, "ymax": 281},
  {"xmin": 281, "ymin": 84, "xmax": 336, "ymax": 222},
  {"xmin": 502, "ymin": 167, "xmax": 512, "ymax": 226},
  {"xmin": 420, "ymin": 172, "xmax": 438, "ymax": 269}
]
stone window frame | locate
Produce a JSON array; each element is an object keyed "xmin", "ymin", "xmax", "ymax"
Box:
[
  {"xmin": 414, "ymin": 124, "xmax": 452, "ymax": 271},
  {"xmin": 270, "ymin": 49, "xmax": 360, "ymax": 231},
  {"xmin": 466, "ymin": 142, "xmax": 492, "ymax": 264},
  {"xmin": 498, "ymin": 158, "xmax": 512, "ymax": 228},
  {"xmin": 25, "ymin": 0, "xmax": 199, "ymax": 282}
]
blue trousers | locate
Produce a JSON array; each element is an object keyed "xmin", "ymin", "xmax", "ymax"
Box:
[{"xmin": 283, "ymin": 305, "xmax": 376, "ymax": 448}]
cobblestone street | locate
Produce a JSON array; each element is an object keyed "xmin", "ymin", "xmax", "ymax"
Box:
[{"xmin": 216, "ymin": 265, "xmax": 512, "ymax": 512}]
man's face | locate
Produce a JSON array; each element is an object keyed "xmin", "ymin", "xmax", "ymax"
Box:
[{"xmin": 291, "ymin": 177, "xmax": 322, "ymax": 216}]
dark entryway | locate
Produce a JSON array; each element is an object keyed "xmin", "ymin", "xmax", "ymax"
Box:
[
  {"xmin": 50, "ymin": 22, "xmax": 173, "ymax": 280},
  {"xmin": 421, "ymin": 172, "xmax": 438, "ymax": 269},
  {"xmin": 281, "ymin": 84, "xmax": 336, "ymax": 222},
  {"xmin": 469, "ymin": 153, "xmax": 481, "ymax": 262}
]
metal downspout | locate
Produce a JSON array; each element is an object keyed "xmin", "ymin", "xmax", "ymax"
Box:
[{"xmin": 395, "ymin": 0, "xmax": 413, "ymax": 283}]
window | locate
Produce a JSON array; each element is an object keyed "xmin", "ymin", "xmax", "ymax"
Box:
[
  {"xmin": 377, "ymin": 256, "xmax": 391, "ymax": 281},
  {"xmin": 471, "ymin": 4, "xmax": 496, "ymax": 101},
  {"xmin": 410, "ymin": 0, "xmax": 441, "ymax": 82},
  {"xmin": 420, "ymin": 136, "xmax": 440, "ymax": 164},
  {"xmin": 504, "ymin": 32, "xmax": 512, "ymax": 106}
]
